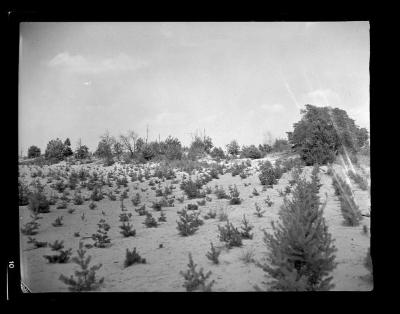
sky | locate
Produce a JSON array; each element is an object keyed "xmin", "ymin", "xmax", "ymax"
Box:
[{"xmin": 19, "ymin": 22, "xmax": 370, "ymax": 155}]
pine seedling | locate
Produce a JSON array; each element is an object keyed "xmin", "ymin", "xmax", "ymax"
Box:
[
  {"xmin": 81, "ymin": 212, "xmax": 85, "ymax": 221},
  {"xmin": 27, "ymin": 237, "xmax": 47, "ymax": 248},
  {"xmin": 252, "ymin": 188, "xmax": 260, "ymax": 196},
  {"xmin": 158, "ymin": 211, "xmax": 167, "ymax": 222},
  {"xmin": 217, "ymin": 209, "xmax": 229, "ymax": 222},
  {"xmin": 187, "ymin": 204, "xmax": 199, "ymax": 211},
  {"xmin": 56, "ymin": 201, "xmax": 68, "ymax": 209},
  {"xmin": 143, "ymin": 212, "xmax": 158, "ymax": 228},
  {"xmin": 240, "ymin": 215, "xmax": 254, "ymax": 239},
  {"xmin": 92, "ymin": 219, "xmax": 111, "ymax": 248},
  {"xmin": 49, "ymin": 240, "xmax": 64, "ymax": 251},
  {"xmin": 197, "ymin": 199, "xmax": 206, "ymax": 206},
  {"xmin": 206, "ymin": 242, "xmax": 221, "ymax": 264},
  {"xmin": 107, "ymin": 191, "xmax": 117, "ymax": 201},
  {"xmin": 21, "ymin": 219, "xmax": 40, "ymax": 236},
  {"xmin": 218, "ymin": 220, "xmax": 243, "ymax": 248},
  {"xmin": 264, "ymin": 196, "xmax": 273, "ymax": 207},
  {"xmin": 180, "ymin": 253, "xmax": 215, "ymax": 292},
  {"xmin": 59, "ymin": 242, "xmax": 104, "ymax": 291},
  {"xmin": 254, "ymin": 203, "xmax": 266, "ymax": 217},
  {"xmin": 204, "ymin": 208, "xmax": 217, "ymax": 220},
  {"xmin": 43, "ymin": 248, "xmax": 72, "ymax": 264},
  {"xmin": 176, "ymin": 209, "xmax": 202, "ymax": 236},
  {"xmin": 119, "ymin": 222, "xmax": 136, "ymax": 237},
  {"xmin": 119, "ymin": 212, "xmax": 132, "ymax": 222},
  {"xmin": 120, "ymin": 199, "xmax": 127, "ymax": 212},
  {"xmin": 89, "ymin": 202, "xmax": 97, "ymax": 210},
  {"xmin": 124, "ymin": 248, "xmax": 146, "ymax": 267},
  {"xmin": 52, "ymin": 216, "xmax": 64, "ymax": 227},
  {"xmin": 135, "ymin": 204, "xmax": 147, "ymax": 216},
  {"xmin": 73, "ymin": 191, "xmax": 84, "ymax": 205}
]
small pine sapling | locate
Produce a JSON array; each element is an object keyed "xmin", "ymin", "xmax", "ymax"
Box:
[
  {"xmin": 52, "ymin": 216, "xmax": 64, "ymax": 227},
  {"xmin": 229, "ymin": 185, "xmax": 241, "ymax": 205},
  {"xmin": 254, "ymin": 203, "xmax": 266, "ymax": 217},
  {"xmin": 187, "ymin": 204, "xmax": 199, "ymax": 211},
  {"xmin": 264, "ymin": 196, "xmax": 273, "ymax": 207},
  {"xmin": 21, "ymin": 219, "xmax": 40, "ymax": 236},
  {"xmin": 240, "ymin": 215, "xmax": 254, "ymax": 239},
  {"xmin": 43, "ymin": 248, "xmax": 72, "ymax": 264},
  {"xmin": 92, "ymin": 219, "xmax": 111, "ymax": 248},
  {"xmin": 197, "ymin": 199, "xmax": 206, "ymax": 206},
  {"xmin": 158, "ymin": 211, "xmax": 167, "ymax": 222},
  {"xmin": 206, "ymin": 242, "xmax": 221, "ymax": 264},
  {"xmin": 176, "ymin": 209, "xmax": 202, "ymax": 236},
  {"xmin": 124, "ymin": 247, "xmax": 146, "ymax": 267},
  {"xmin": 27, "ymin": 237, "xmax": 47, "ymax": 248},
  {"xmin": 119, "ymin": 222, "xmax": 136, "ymax": 237},
  {"xmin": 59, "ymin": 242, "xmax": 104, "ymax": 291},
  {"xmin": 135, "ymin": 204, "xmax": 147, "ymax": 216},
  {"xmin": 49, "ymin": 240, "xmax": 64, "ymax": 251},
  {"xmin": 217, "ymin": 220, "xmax": 243, "ymax": 248},
  {"xmin": 252, "ymin": 188, "xmax": 260, "ymax": 196},
  {"xmin": 143, "ymin": 212, "xmax": 158, "ymax": 228},
  {"xmin": 89, "ymin": 202, "xmax": 97, "ymax": 210},
  {"xmin": 180, "ymin": 253, "xmax": 215, "ymax": 292}
]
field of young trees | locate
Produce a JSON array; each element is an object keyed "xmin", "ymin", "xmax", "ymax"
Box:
[{"xmin": 18, "ymin": 105, "xmax": 372, "ymax": 292}]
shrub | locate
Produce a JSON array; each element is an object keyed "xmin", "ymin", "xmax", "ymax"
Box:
[
  {"xmin": 180, "ymin": 253, "xmax": 215, "ymax": 292},
  {"xmin": 240, "ymin": 145, "xmax": 262, "ymax": 159},
  {"xmin": 260, "ymin": 176, "xmax": 337, "ymax": 291},
  {"xmin": 176, "ymin": 209, "xmax": 202, "ymax": 236},
  {"xmin": 92, "ymin": 219, "xmax": 111, "ymax": 248},
  {"xmin": 119, "ymin": 222, "xmax": 136, "ymax": 237},
  {"xmin": 210, "ymin": 147, "xmax": 225, "ymax": 160},
  {"xmin": 28, "ymin": 145, "xmax": 41, "ymax": 158},
  {"xmin": 206, "ymin": 242, "xmax": 221, "ymax": 264},
  {"xmin": 43, "ymin": 248, "xmax": 72, "ymax": 264},
  {"xmin": 59, "ymin": 242, "xmax": 104, "ymax": 291},
  {"xmin": 258, "ymin": 161, "xmax": 277, "ymax": 186},
  {"xmin": 217, "ymin": 221, "xmax": 243, "ymax": 248},
  {"xmin": 19, "ymin": 180, "xmax": 31, "ymax": 206},
  {"xmin": 240, "ymin": 215, "xmax": 254, "ymax": 239},
  {"xmin": 226, "ymin": 140, "xmax": 240, "ymax": 156},
  {"xmin": 124, "ymin": 248, "xmax": 146, "ymax": 267}
]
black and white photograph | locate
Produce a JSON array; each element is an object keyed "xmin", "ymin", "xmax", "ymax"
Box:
[{"xmin": 17, "ymin": 21, "xmax": 371, "ymax": 292}]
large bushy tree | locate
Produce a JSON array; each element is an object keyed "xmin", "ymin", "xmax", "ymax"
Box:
[
  {"xmin": 27, "ymin": 145, "xmax": 41, "ymax": 158},
  {"xmin": 289, "ymin": 105, "xmax": 369, "ymax": 165},
  {"xmin": 45, "ymin": 138, "xmax": 65, "ymax": 161},
  {"xmin": 226, "ymin": 140, "xmax": 240, "ymax": 156}
]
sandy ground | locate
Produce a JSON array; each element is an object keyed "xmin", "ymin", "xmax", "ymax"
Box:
[{"xmin": 18, "ymin": 155, "xmax": 372, "ymax": 292}]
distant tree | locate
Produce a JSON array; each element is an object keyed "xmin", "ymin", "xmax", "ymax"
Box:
[
  {"xmin": 226, "ymin": 140, "xmax": 240, "ymax": 156},
  {"xmin": 28, "ymin": 145, "xmax": 41, "ymax": 158},
  {"xmin": 119, "ymin": 130, "xmax": 138, "ymax": 158},
  {"xmin": 141, "ymin": 144, "xmax": 155, "ymax": 161},
  {"xmin": 188, "ymin": 136, "xmax": 207, "ymax": 160},
  {"xmin": 203, "ymin": 136, "xmax": 213, "ymax": 154},
  {"xmin": 164, "ymin": 136, "xmax": 183, "ymax": 160},
  {"xmin": 113, "ymin": 141, "xmax": 124, "ymax": 161},
  {"xmin": 95, "ymin": 131, "xmax": 115, "ymax": 165},
  {"xmin": 210, "ymin": 147, "xmax": 225, "ymax": 160},
  {"xmin": 272, "ymin": 139, "xmax": 290, "ymax": 152},
  {"xmin": 45, "ymin": 138, "xmax": 65, "ymax": 161},
  {"xmin": 240, "ymin": 145, "xmax": 262, "ymax": 159},
  {"xmin": 258, "ymin": 144, "xmax": 272, "ymax": 155},
  {"xmin": 62, "ymin": 138, "xmax": 73, "ymax": 157},
  {"xmin": 135, "ymin": 138, "xmax": 145, "ymax": 152},
  {"xmin": 75, "ymin": 145, "xmax": 90, "ymax": 160}
]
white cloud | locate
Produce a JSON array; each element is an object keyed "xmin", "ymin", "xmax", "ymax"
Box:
[
  {"xmin": 260, "ymin": 103, "xmax": 284, "ymax": 113},
  {"xmin": 48, "ymin": 52, "xmax": 148, "ymax": 74},
  {"xmin": 307, "ymin": 89, "xmax": 340, "ymax": 105}
]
